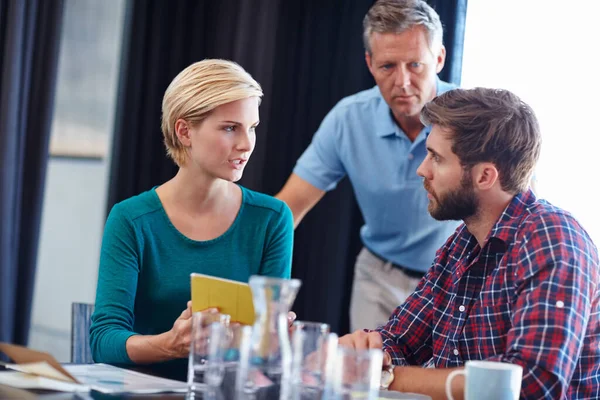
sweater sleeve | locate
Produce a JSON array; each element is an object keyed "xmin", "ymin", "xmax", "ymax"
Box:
[
  {"xmin": 259, "ymin": 201, "xmax": 294, "ymax": 279},
  {"xmin": 89, "ymin": 203, "xmax": 141, "ymax": 364}
]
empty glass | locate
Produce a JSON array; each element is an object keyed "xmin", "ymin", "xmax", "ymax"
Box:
[
  {"xmin": 211, "ymin": 323, "xmax": 248, "ymax": 400},
  {"xmin": 288, "ymin": 325, "xmax": 338, "ymax": 400},
  {"xmin": 325, "ymin": 347, "xmax": 383, "ymax": 400},
  {"xmin": 289, "ymin": 321, "xmax": 331, "ymax": 396},
  {"xmin": 187, "ymin": 312, "xmax": 231, "ymax": 397},
  {"xmin": 236, "ymin": 276, "xmax": 302, "ymax": 397}
]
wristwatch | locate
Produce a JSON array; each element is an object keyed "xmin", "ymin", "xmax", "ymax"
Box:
[{"xmin": 380, "ymin": 363, "xmax": 395, "ymax": 390}]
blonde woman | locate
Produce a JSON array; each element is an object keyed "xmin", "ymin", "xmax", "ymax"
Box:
[{"xmin": 90, "ymin": 60, "xmax": 293, "ymax": 380}]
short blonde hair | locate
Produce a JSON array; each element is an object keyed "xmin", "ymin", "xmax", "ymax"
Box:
[{"xmin": 161, "ymin": 59, "xmax": 263, "ymax": 166}]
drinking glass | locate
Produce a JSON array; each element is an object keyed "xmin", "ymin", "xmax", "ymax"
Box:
[
  {"xmin": 289, "ymin": 321, "xmax": 331, "ymax": 395},
  {"xmin": 325, "ymin": 347, "xmax": 383, "ymax": 400},
  {"xmin": 187, "ymin": 312, "xmax": 230, "ymax": 397}
]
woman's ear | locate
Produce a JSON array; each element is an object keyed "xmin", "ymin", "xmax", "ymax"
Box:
[{"xmin": 174, "ymin": 119, "xmax": 192, "ymax": 147}]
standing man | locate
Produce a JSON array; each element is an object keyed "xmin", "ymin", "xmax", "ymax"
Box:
[{"xmin": 276, "ymin": 0, "xmax": 460, "ymax": 330}]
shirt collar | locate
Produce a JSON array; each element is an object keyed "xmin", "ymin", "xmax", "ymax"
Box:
[
  {"xmin": 374, "ymin": 76, "xmax": 444, "ymax": 139},
  {"xmin": 474, "ymin": 190, "xmax": 538, "ymax": 252}
]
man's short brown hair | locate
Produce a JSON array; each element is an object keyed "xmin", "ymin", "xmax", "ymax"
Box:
[{"xmin": 421, "ymin": 87, "xmax": 541, "ymax": 194}]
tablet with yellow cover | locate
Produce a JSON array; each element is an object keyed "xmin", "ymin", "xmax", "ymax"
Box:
[{"xmin": 190, "ymin": 273, "xmax": 255, "ymax": 325}]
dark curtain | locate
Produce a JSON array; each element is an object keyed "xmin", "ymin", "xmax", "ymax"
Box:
[
  {"xmin": 0, "ymin": 0, "xmax": 64, "ymax": 349},
  {"xmin": 433, "ymin": 0, "xmax": 468, "ymax": 85},
  {"xmin": 108, "ymin": 0, "xmax": 467, "ymax": 335}
]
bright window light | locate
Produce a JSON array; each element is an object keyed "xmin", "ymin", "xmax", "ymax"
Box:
[{"xmin": 461, "ymin": 0, "xmax": 600, "ymax": 243}]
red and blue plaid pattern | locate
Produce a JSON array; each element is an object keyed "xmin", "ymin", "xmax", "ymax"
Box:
[{"xmin": 376, "ymin": 190, "xmax": 600, "ymax": 399}]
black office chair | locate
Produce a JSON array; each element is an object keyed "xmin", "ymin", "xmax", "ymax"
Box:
[{"xmin": 70, "ymin": 302, "xmax": 95, "ymax": 364}]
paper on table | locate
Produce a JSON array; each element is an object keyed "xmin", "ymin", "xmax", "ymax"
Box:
[
  {"xmin": 0, "ymin": 342, "xmax": 78, "ymax": 383},
  {"xmin": 64, "ymin": 363, "xmax": 188, "ymax": 394},
  {"xmin": 7, "ymin": 361, "xmax": 74, "ymax": 383},
  {"xmin": 0, "ymin": 371, "xmax": 88, "ymax": 392},
  {"xmin": 0, "ymin": 342, "xmax": 187, "ymax": 394},
  {"xmin": 0, "ymin": 364, "xmax": 188, "ymax": 394}
]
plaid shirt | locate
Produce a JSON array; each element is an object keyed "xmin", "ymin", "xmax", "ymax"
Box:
[{"xmin": 377, "ymin": 190, "xmax": 600, "ymax": 399}]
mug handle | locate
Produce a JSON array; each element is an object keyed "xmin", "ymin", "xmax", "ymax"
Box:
[{"xmin": 445, "ymin": 369, "xmax": 466, "ymax": 400}]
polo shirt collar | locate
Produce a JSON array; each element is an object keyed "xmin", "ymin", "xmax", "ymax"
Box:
[{"xmin": 374, "ymin": 76, "xmax": 444, "ymax": 139}]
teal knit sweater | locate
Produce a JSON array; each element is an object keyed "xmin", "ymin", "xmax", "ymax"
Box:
[{"xmin": 89, "ymin": 185, "xmax": 293, "ymax": 380}]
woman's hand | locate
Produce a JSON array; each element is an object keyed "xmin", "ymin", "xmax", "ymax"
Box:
[
  {"xmin": 164, "ymin": 301, "xmax": 194, "ymax": 358},
  {"xmin": 126, "ymin": 302, "xmax": 220, "ymax": 363},
  {"xmin": 165, "ymin": 301, "xmax": 218, "ymax": 358},
  {"xmin": 164, "ymin": 305, "xmax": 293, "ymax": 359}
]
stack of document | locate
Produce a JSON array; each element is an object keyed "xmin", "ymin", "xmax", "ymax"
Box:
[{"xmin": 0, "ymin": 343, "xmax": 187, "ymax": 394}]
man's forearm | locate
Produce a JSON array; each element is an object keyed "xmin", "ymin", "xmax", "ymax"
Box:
[
  {"xmin": 275, "ymin": 173, "xmax": 326, "ymax": 229},
  {"xmin": 390, "ymin": 366, "xmax": 464, "ymax": 400}
]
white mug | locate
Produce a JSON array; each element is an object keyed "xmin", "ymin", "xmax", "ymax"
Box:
[{"xmin": 446, "ymin": 360, "xmax": 522, "ymax": 400}]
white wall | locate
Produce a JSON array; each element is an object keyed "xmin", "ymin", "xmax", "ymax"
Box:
[{"xmin": 28, "ymin": 158, "xmax": 109, "ymax": 361}]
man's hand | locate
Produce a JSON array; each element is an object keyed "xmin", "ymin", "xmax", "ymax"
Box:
[
  {"xmin": 338, "ymin": 330, "xmax": 384, "ymax": 352},
  {"xmin": 339, "ymin": 330, "xmax": 393, "ymax": 367}
]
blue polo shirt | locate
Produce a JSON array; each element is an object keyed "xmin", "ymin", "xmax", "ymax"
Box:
[{"xmin": 294, "ymin": 79, "xmax": 460, "ymax": 273}]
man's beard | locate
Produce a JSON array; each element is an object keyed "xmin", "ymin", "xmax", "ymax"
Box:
[{"xmin": 424, "ymin": 171, "xmax": 478, "ymax": 221}]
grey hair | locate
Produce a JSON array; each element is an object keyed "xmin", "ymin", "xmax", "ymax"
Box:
[{"xmin": 363, "ymin": 0, "xmax": 444, "ymax": 55}]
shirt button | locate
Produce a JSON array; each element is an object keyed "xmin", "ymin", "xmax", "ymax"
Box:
[
  {"xmin": 459, "ymin": 305, "xmax": 465, "ymax": 312},
  {"xmin": 453, "ymin": 349, "xmax": 459, "ymax": 356},
  {"xmin": 408, "ymin": 153, "xmax": 414, "ymax": 160}
]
